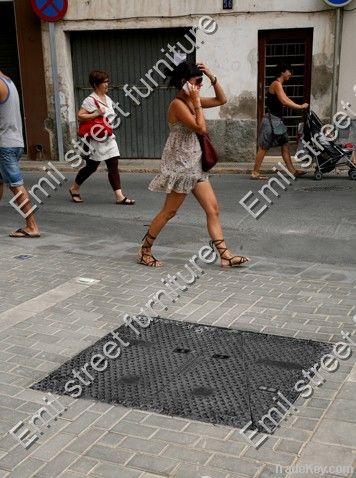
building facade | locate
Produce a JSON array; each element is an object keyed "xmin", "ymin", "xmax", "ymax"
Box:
[
  {"xmin": 0, "ymin": 0, "xmax": 50, "ymax": 160},
  {"xmin": 3, "ymin": 0, "xmax": 356, "ymax": 161}
]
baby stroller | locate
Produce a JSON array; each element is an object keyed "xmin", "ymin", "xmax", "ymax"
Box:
[{"xmin": 299, "ymin": 110, "xmax": 356, "ymax": 180}]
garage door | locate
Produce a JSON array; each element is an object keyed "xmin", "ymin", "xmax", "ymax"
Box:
[{"xmin": 71, "ymin": 28, "xmax": 195, "ymax": 158}]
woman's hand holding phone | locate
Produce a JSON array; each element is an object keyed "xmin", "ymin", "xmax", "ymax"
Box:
[{"xmin": 183, "ymin": 82, "xmax": 200, "ymax": 101}]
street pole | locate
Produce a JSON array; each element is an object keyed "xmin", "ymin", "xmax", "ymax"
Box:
[
  {"xmin": 48, "ymin": 22, "xmax": 64, "ymax": 162},
  {"xmin": 331, "ymin": 7, "xmax": 343, "ymax": 118}
]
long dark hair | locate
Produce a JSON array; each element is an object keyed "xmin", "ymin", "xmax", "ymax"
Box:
[{"xmin": 165, "ymin": 61, "xmax": 202, "ymax": 89}]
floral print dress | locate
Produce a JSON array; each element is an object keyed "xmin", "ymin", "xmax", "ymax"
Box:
[{"xmin": 148, "ymin": 121, "xmax": 208, "ymax": 194}]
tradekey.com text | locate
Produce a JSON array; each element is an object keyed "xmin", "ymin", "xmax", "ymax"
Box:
[{"xmin": 276, "ymin": 464, "xmax": 354, "ymax": 475}]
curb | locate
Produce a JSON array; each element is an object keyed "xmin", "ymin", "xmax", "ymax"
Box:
[{"xmin": 20, "ymin": 158, "xmax": 300, "ymax": 175}]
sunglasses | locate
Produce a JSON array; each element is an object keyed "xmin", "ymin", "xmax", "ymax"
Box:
[{"xmin": 189, "ymin": 77, "xmax": 203, "ymax": 85}]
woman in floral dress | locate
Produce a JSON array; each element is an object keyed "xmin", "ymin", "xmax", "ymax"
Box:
[{"xmin": 138, "ymin": 61, "xmax": 250, "ymax": 268}]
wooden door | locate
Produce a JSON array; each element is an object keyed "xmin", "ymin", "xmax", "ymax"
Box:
[{"xmin": 258, "ymin": 29, "xmax": 313, "ymax": 149}]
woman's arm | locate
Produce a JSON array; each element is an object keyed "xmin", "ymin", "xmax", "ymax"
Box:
[
  {"xmin": 273, "ymin": 81, "xmax": 308, "ymax": 110},
  {"xmin": 198, "ymin": 63, "xmax": 227, "ymax": 108},
  {"xmin": 171, "ymin": 87, "xmax": 207, "ymax": 135},
  {"xmin": 77, "ymin": 107, "xmax": 104, "ymax": 122},
  {"xmin": 0, "ymin": 79, "xmax": 9, "ymax": 103}
]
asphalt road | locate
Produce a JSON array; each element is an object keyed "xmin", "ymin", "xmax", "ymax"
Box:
[{"xmin": 1, "ymin": 170, "xmax": 356, "ymax": 266}]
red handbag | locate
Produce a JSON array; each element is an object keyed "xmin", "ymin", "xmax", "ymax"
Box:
[
  {"xmin": 78, "ymin": 96, "xmax": 113, "ymax": 139},
  {"xmin": 197, "ymin": 133, "xmax": 218, "ymax": 172}
]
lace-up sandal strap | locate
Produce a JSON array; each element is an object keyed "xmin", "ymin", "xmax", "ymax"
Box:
[
  {"xmin": 210, "ymin": 239, "xmax": 228, "ymax": 258},
  {"xmin": 142, "ymin": 231, "xmax": 156, "ymax": 247},
  {"xmin": 210, "ymin": 239, "xmax": 249, "ymax": 267},
  {"xmin": 138, "ymin": 250, "xmax": 160, "ymax": 267},
  {"xmin": 138, "ymin": 231, "xmax": 161, "ymax": 267}
]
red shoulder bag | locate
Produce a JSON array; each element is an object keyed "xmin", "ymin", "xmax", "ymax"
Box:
[{"xmin": 78, "ymin": 96, "xmax": 113, "ymax": 139}]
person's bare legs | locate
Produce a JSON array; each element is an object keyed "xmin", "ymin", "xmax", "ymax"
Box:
[
  {"xmin": 281, "ymin": 143, "xmax": 306, "ymax": 176},
  {"xmin": 138, "ymin": 191, "xmax": 187, "ymax": 266},
  {"xmin": 192, "ymin": 180, "xmax": 249, "ymax": 266},
  {"xmin": 251, "ymin": 147, "xmax": 268, "ymax": 179},
  {"xmin": 9, "ymin": 185, "xmax": 40, "ymax": 236},
  {"xmin": 281, "ymin": 143, "xmax": 296, "ymax": 173}
]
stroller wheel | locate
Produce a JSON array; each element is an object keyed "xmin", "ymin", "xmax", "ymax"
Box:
[
  {"xmin": 314, "ymin": 171, "xmax": 323, "ymax": 181},
  {"xmin": 349, "ymin": 170, "xmax": 356, "ymax": 180}
]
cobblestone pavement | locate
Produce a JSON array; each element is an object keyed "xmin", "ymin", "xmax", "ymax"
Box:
[{"xmin": 0, "ymin": 237, "xmax": 355, "ymax": 478}]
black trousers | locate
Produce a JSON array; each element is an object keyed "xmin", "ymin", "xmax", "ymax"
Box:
[{"xmin": 75, "ymin": 157, "xmax": 121, "ymax": 191}]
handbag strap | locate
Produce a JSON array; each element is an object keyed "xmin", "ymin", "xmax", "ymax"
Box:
[{"xmin": 89, "ymin": 95, "xmax": 105, "ymax": 110}]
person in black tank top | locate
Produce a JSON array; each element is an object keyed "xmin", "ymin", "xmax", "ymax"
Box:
[
  {"xmin": 251, "ymin": 61, "xmax": 309, "ymax": 180},
  {"xmin": 266, "ymin": 91, "xmax": 283, "ymax": 119}
]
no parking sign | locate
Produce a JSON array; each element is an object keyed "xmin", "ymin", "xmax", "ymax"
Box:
[
  {"xmin": 323, "ymin": 0, "xmax": 353, "ymax": 6},
  {"xmin": 30, "ymin": 0, "xmax": 68, "ymax": 162},
  {"xmin": 30, "ymin": 0, "xmax": 68, "ymax": 22}
]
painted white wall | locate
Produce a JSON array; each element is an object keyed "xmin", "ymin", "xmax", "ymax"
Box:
[
  {"xmin": 63, "ymin": 0, "xmax": 333, "ymax": 19},
  {"xmin": 40, "ymin": 0, "xmax": 340, "ymax": 157},
  {"xmin": 338, "ymin": 6, "xmax": 356, "ymax": 111},
  {"xmin": 44, "ymin": 10, "xmax": 334, "ymax": 123}
]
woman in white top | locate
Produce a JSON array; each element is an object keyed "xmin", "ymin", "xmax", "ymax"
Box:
[{"xmin": 69, "ymin": 70, "xmax": 135, "ymax": 205}]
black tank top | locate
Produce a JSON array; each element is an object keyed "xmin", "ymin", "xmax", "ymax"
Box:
[{"xmin": 266, "ymin": 91, "xmax": 283, "ymax": 118}]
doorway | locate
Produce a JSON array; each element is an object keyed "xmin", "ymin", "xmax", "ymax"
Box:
[{"xmin": 258, "ymin": 28, "xmax": 313, "ymax": 154}]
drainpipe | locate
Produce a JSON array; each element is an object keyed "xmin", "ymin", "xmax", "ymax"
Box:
[{"xmin": 331, "ymin": 7, "xmax": 344, "ymax": 118}]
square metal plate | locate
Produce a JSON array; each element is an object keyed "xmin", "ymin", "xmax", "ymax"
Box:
[{"xmin": 32, "ymin": 318, "xmax": 331, "ymax": 431}]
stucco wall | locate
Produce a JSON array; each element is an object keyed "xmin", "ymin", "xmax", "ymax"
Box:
[
  {"xmin": 338, "ymin": 6, "xmax": 356, "ymax": 110},
  {"xmin": 41, "ymin": 0, "xmax": 336, "ymax": 161}
]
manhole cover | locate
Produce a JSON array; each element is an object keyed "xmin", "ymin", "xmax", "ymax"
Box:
[
  {"xmin": 32, "ymin": 318, "xmax": 331, "ymax": 431},
  {"xmin": 301, "ymin": 185, "xmax": 352, "ymax": 192}
]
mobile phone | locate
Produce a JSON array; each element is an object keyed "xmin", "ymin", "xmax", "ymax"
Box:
[{"xmin": 182, "ymin": 82, "xmax": 191, "ymax": 94}]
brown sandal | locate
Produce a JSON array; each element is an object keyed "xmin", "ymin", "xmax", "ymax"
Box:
[
  {"xmin": 250, "ymin": 173, "xmax": 268, "ymax": 180},
  {"xmin": 210, "ymin": 239, "xmax": 250, "ymax": 267},
  {"xmin": 137, "ymin": 232, "xmax": 162, "ymax": 267},
  {"xmin": 69, "ymin": 189, "xmax": 83, "ymax": 203}
]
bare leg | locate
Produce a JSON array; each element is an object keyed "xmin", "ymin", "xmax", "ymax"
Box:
[
  {"xmin": 252, "ymin": 148, "xmax": 269, "ymax": 178},
  {"xmin": 9, "ymin": 185, "xmax": 40, "ymax": 236},
  {"xmin": 192, "ymin": 181, "xmax": 249, "ymax": 266},
  {"xmin": 281, "ymin": 143, "xmax": 307, "ymax": 177},
  {"xmin": 281, "ymin": 143, "xmax": 297, "ymax": 173},
  {"xmin": 138, "ymin": 191, "xmax": 187, "ymax": 266}
]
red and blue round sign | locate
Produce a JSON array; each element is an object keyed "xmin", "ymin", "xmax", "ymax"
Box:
[
  {"xmin": 31, "ymin": 0, "xmax": 68, "ymax": 22},
  {"xmin": 323, "ymin": 0, "xmax": 352, "ymax": 6}
]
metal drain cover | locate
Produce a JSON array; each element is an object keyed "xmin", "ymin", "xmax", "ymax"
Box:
[{"xmin": 32, "ymin": 318, "xmax": 331, "ymax": 431}]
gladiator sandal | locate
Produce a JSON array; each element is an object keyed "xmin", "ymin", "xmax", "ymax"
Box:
[
  {"xmin": 210, "ymin": 239, "xmax": 250, "ymax": 267},
  {"xmin": 137, "ymin": 232, "xmax": 162, "ymax": 267}
]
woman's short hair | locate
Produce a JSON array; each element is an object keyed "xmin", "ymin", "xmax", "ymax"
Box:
[
  {"xmin": 165, "ymin": 61, "xmax": 202, "ymax": 89},
  {"xmin": 274, "ymin": 61, "xmax": 293, "ymax": 78},
  {"xmin": 89, "ymin": 70, "xmax": 109, "ymax": 88}
]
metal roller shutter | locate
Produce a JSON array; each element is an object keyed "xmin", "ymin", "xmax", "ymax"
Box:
[{"xmin": 71, "ymin": 28, "xmax": 195, "ymax": 158}]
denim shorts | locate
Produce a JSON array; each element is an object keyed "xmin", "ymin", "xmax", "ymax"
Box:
[{"xmin": 0, "ymin": 147, "xmax": 24, "ymax": 187}]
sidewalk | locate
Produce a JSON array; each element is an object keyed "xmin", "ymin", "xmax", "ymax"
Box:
[
  {"xmin": 0, "ymin": 235, "xmax": 354, "ymax": 478},
  {"xmin": 20, "ymin": 157, "xmax": 309, "ymax": 174}
]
